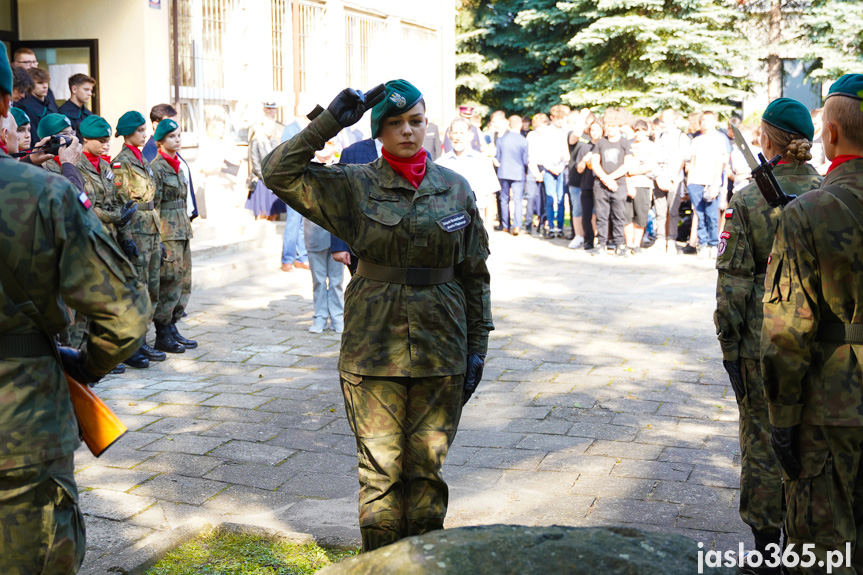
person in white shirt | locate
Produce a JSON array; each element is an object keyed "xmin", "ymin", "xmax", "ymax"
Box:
[
  {"xmin": 686, "ymin": 111, "xmax": 729, "ymax": 259},
  {"xmin": 437, "ymin": 117, "xmax": 500, "ymax": 234},
  {"xmin": 536, "ymin": 105, "xmax": 571, "ymax": 237}
]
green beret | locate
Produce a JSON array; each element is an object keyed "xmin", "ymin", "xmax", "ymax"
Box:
[
  {"xmin": 115, "ymin": 111, "xmax": 146, "ymax": 137},
  {"xmin": 370, "ymin": 79, "xmax": 423, "ymax": 138},
  {"xmin": 826, "ymin": 73, "xmax": 863, "ymax": 101},
  {"xmin": 0, "ymin": 43, "xmax": 11, "ymax": 95},
  {"xmin": 153, "ymin": 118, "xmax": 179, "ymax": 142},
  {"xmin": 79, "ymin": 115, "xmax": 112, "ymax": 139},
  {"xmin": 37, "ymin": 113, "xmax": 72, "ymax": 139},
  {"xmin": 9, "ymin": 107, "xmax": 30, "ymax": 127},
  {"xmin": 762, "ymin": 98, "xmax": 814, "ymax": 141}
]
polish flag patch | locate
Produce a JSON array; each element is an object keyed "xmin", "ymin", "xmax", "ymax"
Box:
[
  {"xmin": 112, "ymin": 162, "xmax": 122, "ymax": 169},
  {"xmin": 78, "ymin": 191, "xmax": 92, "ymax": 210},
  {"xmin": 725, "ymin": 208, "xmax": 733, "ymax": 219}
]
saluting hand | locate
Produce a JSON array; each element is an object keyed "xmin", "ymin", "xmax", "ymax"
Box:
[{"xmin": 327, "ymin": 84, "xmax": 387, "ymax": 128}]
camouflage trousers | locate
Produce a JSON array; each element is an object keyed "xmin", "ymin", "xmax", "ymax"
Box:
[
  {"xmin": 784, "ymin": 425, "xmax": 863, "ymax": 575},
  {"xmin": 154, "ymin": 239, "xmax": 191, "ymax": 325},
  {"xmin": 736, "ymin": 357, "xmax": 784, "ymax": 535},
  {"xmin": 133, "ymin": 233, "xmax": 161, "ymax": 322},
  {"xmin": 339, "ymin": 371, "xmax": 464, "ymax": 552},
  {"xmin": 0, "ymin": 455, "xmax": 85, "ymax": 575}
]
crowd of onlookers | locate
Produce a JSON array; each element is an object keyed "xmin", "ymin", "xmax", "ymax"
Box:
[{"xmin": 450, "ymin": 103, "xmax": 831, "ymax": 258}]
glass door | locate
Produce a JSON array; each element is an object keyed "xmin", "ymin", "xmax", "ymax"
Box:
[{"xmin": 11, "ymin": 39, "xmax": 99, "ymax": 115}]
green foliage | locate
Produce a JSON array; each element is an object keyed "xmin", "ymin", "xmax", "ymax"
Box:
[
  {"xmin": 797, "ymin": 0, "xmax": 863, "ymax": 80},
  {"xmin": 146, "ymin": 531, "xmax": 359, "ymax": 575}
]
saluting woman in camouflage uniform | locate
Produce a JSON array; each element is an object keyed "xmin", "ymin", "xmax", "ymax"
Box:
[{"xmin": 262, "ymin": 80, "xmax": 493, "ymax": 552}]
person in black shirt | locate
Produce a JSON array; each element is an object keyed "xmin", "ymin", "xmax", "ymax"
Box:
[
  {"xmin": 58, "ymin": 73, "xmax": 95, "ymax": 137},
  {"xmin": 14, "ymin": 67, "xmax": 59, "ymax": 144},
  {"xmin": 574, "ymin": 120, "xmax": 603, "ymax": 250},
  {"xmin": 590, "ymin": 110, "xmax": 634, "ymax": 256}
]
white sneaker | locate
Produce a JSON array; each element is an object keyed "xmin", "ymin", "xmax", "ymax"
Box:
[
  {"xmin": 696, "ymin": 246, "xmax": 708, "ymax": 259},
  {"xmin": 309, "ymin": 319, "xmax": 326, "ymax": 334},
  {"xmin": 709, "ymin": 246, "xmax": 718, "ymax": 259},
  {"xmin": 567, "ymin": 236, "xmax": 584, "ymax": 249},
  {"xmin": 666, "ymin": 239, "xmax": 677, "ymax": 255}
]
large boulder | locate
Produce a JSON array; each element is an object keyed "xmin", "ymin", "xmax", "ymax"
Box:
[{"xmin": 318, "ymin": 525, "xmax": 735, "ymax": 575}]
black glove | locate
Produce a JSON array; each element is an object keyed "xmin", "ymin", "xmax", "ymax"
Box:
[
  {"xmin": 462, "ymin": 353, "xmax": 486, "ymax": 406},
  {"xmin": 326, "ymin": 84, "xmax": 387, "ymax": 128},
  {"xmin": 119, "ymin": 200, "xmax": 137, "ymax": 227},
  {"xmin": 160, "ymin": 242, "xmax": 167, "ymax": 260},
  {"xmin": 58, "ymin": 346, "xmax": 101, "ymax": 385},
  {"xmin": 119, "ymin": 238, "xmax": 139, "ymax": 260},
  {"xmin": 723, "ymin": 359, "xmax": 745, "ymax": 403},
  {"xmin": 771, "ymin": 425, "xmax": 801, "ymax": 480}
]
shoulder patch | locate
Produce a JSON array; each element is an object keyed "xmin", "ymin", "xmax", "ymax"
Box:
[
  {"xmin": 437, "ymin": 211, "xmax": 471, "ymax": 233},
  {"xmin": 717, "ymin": 230, "xmax": 731, "ymax": 256},
  {"xmin": 725, "ymin": 208, "xmax": 733, "ymax": 219},
  {"xmin": 78, "ymin": 191, "xmax": 92, "ymax": 210},
  {"xmin": 112, "ymin": 162, "xmax": 122, "ymax": 169}
]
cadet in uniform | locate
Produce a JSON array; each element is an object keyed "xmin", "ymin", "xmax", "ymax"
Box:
[
  {"xmin": 761, "ymin": 74, "xmax": 863, "ymax": 574},
  {"xmin": 0, "ymin": 47, "xmax": 150, "ymax": 575},
  {"xmin": 150, "ymin": 119, "xmax": 197, "ymax": 353},
  {"xmin": 112, "ymin": 111, "xmax": 165, "ymax": 367},
  {"xmin": 714, "ymin": 98, "xmax": 822, "ymax": 573},
  {"xmin": 262, "ymin": 80, "xmax": 493, "ymax": 551}
]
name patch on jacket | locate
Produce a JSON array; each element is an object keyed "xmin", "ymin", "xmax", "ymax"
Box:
[{"xmin": 437, "ymin": 211, "xmax": 471, "ymax": 232}]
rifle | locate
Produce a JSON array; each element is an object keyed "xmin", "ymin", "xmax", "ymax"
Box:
[{"xmin": 730, "ymin": 124, "xmax": 796, "ymax": 208}]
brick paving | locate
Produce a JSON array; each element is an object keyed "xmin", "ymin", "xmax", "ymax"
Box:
[{"xmin": 77, "ymin": 233, "xmax": 749, "ymax": 574}]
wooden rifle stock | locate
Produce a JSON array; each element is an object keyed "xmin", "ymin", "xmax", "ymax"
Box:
[{"xmin": 65, "ymin": 373, "xmax": 128, "ymax": 457}]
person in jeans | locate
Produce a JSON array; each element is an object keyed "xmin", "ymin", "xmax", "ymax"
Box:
[
  {"xmin": 574, "ymin": 119, "xmax": 603, "ymax": 250},
  {"xmin": 624, "ymin": 119, "xmax": 657, "ymax": 254},
  {"xmin": 525, "ymin": 113, "xmax": 548, "ymax": 236},
  {"xmin": 591, "ymin": 109, "xmax": 633, "ymax": 256},
  {"xmin": 653, "ymin": 109, "xmax": 689, "ymax": 254},
  {"xmin": 686, "ymin": 110, "xmax": 729, "ymax": 259},
  {"xmin": 537, "ymin": 105, "xmax": 570, "ymax": 237},
  {"xmin": 495, "ymin": 114, "xmax": 529, "ymax": 235}
]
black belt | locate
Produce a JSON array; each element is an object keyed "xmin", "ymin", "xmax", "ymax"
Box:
[
  {"xmin": 161, "ymin": 200, "xmax": 185, "ymax": 210},
  {"xmin": 817, "ymin": 322, "xmax": 863, "ymax": 344},
  {"xmin": 136, "ymin": 200, "xmax": 154, "ymax": 211},
  {"xmin": 0, "ymin": 333, "xmax": 55, "ymax": 359},
  {"xmin": 356, "ymin": 261, "xmax": 455, "ymax": 286}
]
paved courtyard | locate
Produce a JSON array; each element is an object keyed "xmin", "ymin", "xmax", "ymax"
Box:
[{"xmin": 77, "ymin": 232, "xmax": 749, "ymax": 574}]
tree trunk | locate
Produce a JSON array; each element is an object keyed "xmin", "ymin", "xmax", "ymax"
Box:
[{"xmin": 767, "ymin": 0, "xmax": 782, "ymax": 101}]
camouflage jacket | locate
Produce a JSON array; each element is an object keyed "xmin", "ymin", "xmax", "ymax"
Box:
[
  {"xmin": 761, "ymin": 157, "xmax": 863, "ymax": 427},
  {"xmin": 262, "ymin": 111, "xmax": 493, "ymax": 377},
  {"xmin": 112, "ymin": 145, "xmax": 161, "ymax": 236},
  {"xmin": 76, "ymin": 155, "xmax": 134, "ymax": 243},
  {"xmin": 715, "ymin": 163, "xmax": 821, "ymax": 361},
  {"xmin": 151, "ymin": 154, "xmax": 193, "ymax": 241},
  {"xmin": 0, "ymin": 151, "xmax": 151, "ymax": 470}
]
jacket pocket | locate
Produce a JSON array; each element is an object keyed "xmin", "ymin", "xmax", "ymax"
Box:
[{"xmin": 360, "ymin": 193, "xmax": 409, "ymax": 226}]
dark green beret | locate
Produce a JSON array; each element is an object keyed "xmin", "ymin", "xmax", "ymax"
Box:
[
  {"xmin": 153, "ymin": 118, "xmax": 179, "ymax": 142},
  {"xmin": 9, "ymin": 107, "xmax": 30, "ymax": 127},
  {"xmin": 115, "ymin": 111, "xmax": 146, "ymax": 137},
  {"xmin": 37, "ymin": 113, "xmax": 72, "ymax": 139},
  {"xmin": 762, "ymin": 98, "xmax": 814, "ymax": 141},
  {"xmin": 79, "ymin": 115, "xmax": 112, "ymax": 139},
  {"xmin": 826, "ymin": 73, "xmax": 863, "ymax": 101},
  {"xmin": 0, "ymin": 43, "xmax": 12, "ymax": 95},
  {"xmin": 370, "ymin": 79, "xmax": 423, "ymax": 138}
]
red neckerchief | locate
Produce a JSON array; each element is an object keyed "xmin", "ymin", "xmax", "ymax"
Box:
[
  {"xmin": 159, "ymin": 151, "xmax": 181, "ymax": 174},
  {"xmin": 125, "ymin": 144, "xmax": 144, "ymax": 165},
  {"xmin": 381, "ymin": 148, "xmax": 427, "ymax": 189},
  {"xmin": 827, "ymin": 155, "xmax": 863, "ymax": 174},
  {"xmin": 53, "ymin": 157, "xmax": 62, "ymax": 168},
  {"xmin": 83, "ymin": 151, "xmax": 101, "ymax": 173},
  {"xmin": 0, "ymin": 140, "xmax": 8, "ymax": 154}
]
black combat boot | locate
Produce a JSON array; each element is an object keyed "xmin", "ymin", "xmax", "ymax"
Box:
[
  {"xmin": 740, "ymin": 530, "xmax": 782, "ymax": 575},
  {"xmin": 154, "ymin": 322, "xmax": 185, "ymax": 353},
  {"xmin": 140, "ymin": 343, "xmax": 166, "ymax": 361},
  {"xmin": 109, "ymin": 364, "xmax": 126, "ymax": 375},
  {"xmin": 124, "ymin": 349, "xmax": 149, "ymax": 369},
  {"xmin": 170, "ymin": 321, "xmax": 197, "ymax": 349}
]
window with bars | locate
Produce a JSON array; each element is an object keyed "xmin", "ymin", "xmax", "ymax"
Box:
[
  {"xmin": 271, "ymin": 0, "xmax": 289, "ymax": 94},
  {"xmin": 345, "ymin": 13, "xmax": 385, "ymax": 88},
  {"xmin": 293, "ymin": 1, "xmax": 326, "ymax": 99},
  {"xmin": 201, "ymin": 0, "xmax": 227, "ymax": 89},
  {"xmin": 171, "ymin": 0, "xmax": 195, "ymax": 87}
]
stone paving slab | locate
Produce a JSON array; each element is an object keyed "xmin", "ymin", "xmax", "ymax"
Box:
[{"xmin": 76, "ymin": 233, "xmax": 752, "ymax": 574}]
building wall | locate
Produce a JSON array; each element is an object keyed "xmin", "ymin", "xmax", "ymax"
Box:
[{"xmin": 18, "ymin": 0, "xmax": 170, "ymax": 156}]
